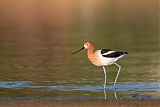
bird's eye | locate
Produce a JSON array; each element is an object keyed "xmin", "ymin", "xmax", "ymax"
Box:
[{"xmin": 86, "ymin": 43, "xmax": 88, "ymax": 45}]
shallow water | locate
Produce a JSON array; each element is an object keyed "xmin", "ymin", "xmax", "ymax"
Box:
[
  {"xmin": 0, "ymin": 81, "xmax": 159, "ymax": 100},
  {"xmin": 0, "ymin": 0, "xmax": 159, "ymax": 101}
]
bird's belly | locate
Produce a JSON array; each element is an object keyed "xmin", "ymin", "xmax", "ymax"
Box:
[
  {"xmin": 99, "ymin": 55, "xmax": 125, "ymax": 66},
  {"xmin": 89, "ymin": 57, "xmax": 115, "ymax": 66},
  {"xmin": 98, "ymin": 54, "xmax": 118, "ymax": 66},
  {"xmin": 100, "ymin": 58, "xmax": 116, "ymax": 66}
]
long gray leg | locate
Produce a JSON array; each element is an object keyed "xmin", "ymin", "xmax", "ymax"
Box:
[
  {"xmin": 104, "ymin": 88, "xmax": 106, "ymax": 100},
  {"xmin": 114, "ymin": 63, "xmax": 121, "ymax": 86},
  {"xmin": 103, "ymin": 66, "xmax": 107, "ymax": 89},
  {"xmin": 114, "ymin": 89, "xmax": 117, "ymax": 99}
]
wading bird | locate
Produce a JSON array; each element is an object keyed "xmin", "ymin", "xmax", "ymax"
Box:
[{"xmin": 72, "ymin": 41, "xmax": 128, "ymax": 88}]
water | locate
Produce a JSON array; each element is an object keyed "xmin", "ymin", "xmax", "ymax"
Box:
[
  {"xmin": 0, "ymin": 0, "xmax": 159, "ymax": 101},
  {"xmin": 0, "ymin": 81, "xmax": 159, "ymax": 100}
]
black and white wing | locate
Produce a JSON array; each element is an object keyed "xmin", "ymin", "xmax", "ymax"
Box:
[{"xmin": 100, "ymin": 49, "xmax": 128, "ymax": 58}]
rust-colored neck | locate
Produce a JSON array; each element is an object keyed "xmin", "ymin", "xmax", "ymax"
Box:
[
  {"xmin": 84, "ymin": 42, "xmax": 101, "ymax": 66},
  {"xmin": 87, "ymin": 45, "xmax": 101, "ymax": 66},
  {"xmin": 87, "ymin": 45, "xmax": 95, "ymax": 56}
]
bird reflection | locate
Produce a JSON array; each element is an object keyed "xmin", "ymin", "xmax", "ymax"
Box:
[{"xmin": 103, "ymin": 88, "xmax": 117, "ymax": 100}]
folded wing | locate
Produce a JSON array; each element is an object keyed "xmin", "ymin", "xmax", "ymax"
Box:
[{"xmin": 101, "ymin": 49, "xmax": 128, "ymax": 58}]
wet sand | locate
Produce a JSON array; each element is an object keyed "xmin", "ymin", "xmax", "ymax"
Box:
[{"xmin": 0, "ymin": 100, "xmax": 159, "ymax": 107}]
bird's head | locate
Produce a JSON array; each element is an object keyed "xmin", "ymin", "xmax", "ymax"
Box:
[
  {"xmin": 72, "ymin": 41, "xmax": 95, "ymax": 54},
  {"xmin": 84, "ymin": 41, "xmax": 94, "ymax": 49}
]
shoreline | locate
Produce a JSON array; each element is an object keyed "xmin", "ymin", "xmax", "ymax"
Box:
[{"xmin": 0, "ymin": 99, "xmax": 160, "ymax": 107}]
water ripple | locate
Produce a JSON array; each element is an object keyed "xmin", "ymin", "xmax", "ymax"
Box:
[
  {"xmin": 0, "ymin": 81, "xmax": 30, "ymax": 88},
  {"xmin": 0, "ymin": 81, "xmax": 159, "ymax": 92}
]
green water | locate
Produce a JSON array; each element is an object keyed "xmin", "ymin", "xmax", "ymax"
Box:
[{"xmin": 0, "ymin": 0, "xmax": 159, "ymax": 100}]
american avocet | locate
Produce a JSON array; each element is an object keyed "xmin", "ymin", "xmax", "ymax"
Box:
[{"xmin": 72, "ymin": 41, "xmax": 128, "ymax": 88}]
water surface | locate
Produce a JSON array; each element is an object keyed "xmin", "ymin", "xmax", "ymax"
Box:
[{"xmin": 0, "ymin": 0, "xmax": 159, "ymax": 100}]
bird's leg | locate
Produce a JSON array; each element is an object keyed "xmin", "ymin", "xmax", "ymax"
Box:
[
  {"xmin": 102, "ymin": 66, "xmax": 107, "ymax": 89},
  {"xmin": 114, "ymin": 63, "xmax": 121, "ymax": 86},
  {"xmin": 104, "ymin": 88, "xmax": 107, "ymax": 100},
  {"xmin": 113, "ymin": 89, "xmax": 117, "ymax": 100}
]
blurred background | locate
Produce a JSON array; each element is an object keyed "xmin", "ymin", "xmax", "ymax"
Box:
[{"xmin": 0, "ymin": 0, "xmax": 159, "ymax": 100}]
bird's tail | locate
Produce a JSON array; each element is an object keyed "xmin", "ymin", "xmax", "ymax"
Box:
[{"xmin": 124, "ymin": 52, "xmax": 128, "ymax": 54}]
